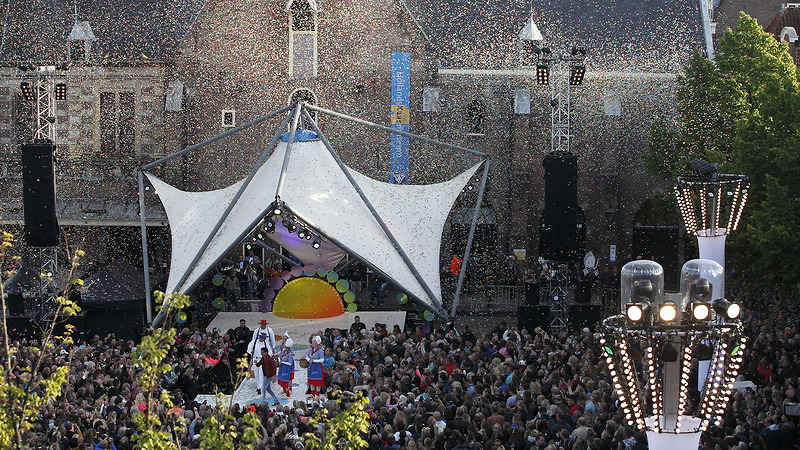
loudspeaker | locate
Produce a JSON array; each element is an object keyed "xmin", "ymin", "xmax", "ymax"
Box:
[
  {"xmin": 7, "ymin": 293, "xmax": 25, "ymax": 316},
  {"xmin": 518, "ymin": 305, "xmax": 550, "ymax": 332},
  {"xmin": 539, "ymin": 209, "xmax": 586, "ymax": 261},
  {"xmin": 22, "ymin": 143, "xmax": 59, "ymax": 247},
  {"xmin": 568, "ymin": 305, "xmax": 602, "ymax": 330},
  {"xmin": 575, "ymin": 280, "xmax": 592, "ymax": 304},
  {"xmin": 525, "ymin": 282, "xmax": 540, "ymax": 305},
  {"xmin": 543, "ymin": 154, "xmax": 578, "ymax": 205}
]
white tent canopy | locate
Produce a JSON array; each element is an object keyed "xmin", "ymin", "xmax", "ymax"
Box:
[{"xmin": 147, "ymin": 132, "xmax": 483, "ymax": 315}]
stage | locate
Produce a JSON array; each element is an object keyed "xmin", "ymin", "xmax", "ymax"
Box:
[{"xmin": 197, "ymin": 310, "xmax": 406, "ymax": 408}]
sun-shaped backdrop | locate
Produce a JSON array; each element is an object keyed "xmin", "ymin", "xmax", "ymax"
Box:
[{"xmin": 272, "ymin": 275, "xmax": 346, "ymax": 319}]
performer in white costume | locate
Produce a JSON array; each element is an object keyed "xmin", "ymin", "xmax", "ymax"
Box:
[{"xmin": 248, "ymin": 333, "xmax": 270, "ymax": 394}]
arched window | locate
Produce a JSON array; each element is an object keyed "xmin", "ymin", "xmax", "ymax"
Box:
[
  {"xmin": 287, "ymin": 0, "xmax": 318, "ymax": 79},
  {"xmin": 289, "ymin": 88, "xmax": 317, "ymax": 128},
  {"xmin": 465, "ymin": 99, "xmax": 486, "ymax": 135}
]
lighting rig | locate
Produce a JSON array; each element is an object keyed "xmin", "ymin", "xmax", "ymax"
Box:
[
  {"xmin": 522, "ymin": 43, "xmax": 586, "ymax": 153},
  {"xmin": 675, "ymin": 161, "xmax": 749, "ymax": 296},
  {"xmin": 257, "ymin": 200, "xmax": 323, "ymax": 250},
  {"xmin": 602, "ymin": 259, "xmax": 744, "ymax": 450}
]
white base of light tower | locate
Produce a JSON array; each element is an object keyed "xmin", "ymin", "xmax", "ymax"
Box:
[
  {"xmin": 644, "ymin": 416, "xmax": 702, "ymax": 450},
  {"xmin": 696, "ymin": 228, "xmax": 727, "ymax": 298}
]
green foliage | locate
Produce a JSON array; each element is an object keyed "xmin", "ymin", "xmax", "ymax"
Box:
[
  {"xmin": 0, "ymin": 233, "xmax": 82, "ymax": 448},
  {"xmin": 303, "ymin": 392, "xmax": 370, "ymax": 450},
  {"xmin": 645, "ymin": 13, "xmax": 800, "ymax": 300},
  {"xmin": 198, "ymin": 400, "xmax": 261, "ymax": 450}
]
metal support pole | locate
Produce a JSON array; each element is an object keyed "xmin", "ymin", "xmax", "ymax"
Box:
[
  {"xmin": 275, "ymin": 103, "xmax": 303, "ymax": 200},
  {"xmin": 451, "ymin": 160, "xmax": 490, "ymax": 317},
  {"xmin": 305, "ymin": 104, "xmax": 487, "ymax": 158},
  {"xmin": 137, "ymin": 170, "xmax": 154, "ymax": 324},
  {"xmin": 168, "ymin": 111, "xmax": 294, "ymax": 295},
  {"xmin": 142, "ymin": 104, "xmax": 294, "ymax": 170},
  {"xmin": 253, "ymin": 241, "xmax": 301, "ymax": 268},
  {"xmin": 301, "ymin": 108, "xmax": 450, "ymax": 318}
]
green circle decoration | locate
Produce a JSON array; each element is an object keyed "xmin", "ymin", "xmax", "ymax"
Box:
[
  {"xmin": 347, "ymin": 303, "xmax": 358, "ymax": 313},
  {"xmin": 316, "ymin": 268, "xmax": 327, "ymax": 277},
  {"xmin": 335, "ymin": 279, "xmax": 349, "ymax": 293},
  {"xmin": 212, "ymin": 274, "xmax": 224, "ymax": 286},
  {"xmin": 212, "ymin": 297, "xmax": 225, "ymax": 310},
  {"xmin": 343, "ymin": 291, "xmax": 355, "ymax": 303},
  {"xmin": 423, "ymin": 310, "xmax": 435, "ymax": 321},
  {"xmin": 397, "ymin": 293, "xmax": 408, "ymax": 305},
  {"xmin": 326, "ymin": 271, "xmax": 339, "ymax": 283},
  {"xmin": 176, "ymin": 311, "xmax": 188, "ymax": 324}
]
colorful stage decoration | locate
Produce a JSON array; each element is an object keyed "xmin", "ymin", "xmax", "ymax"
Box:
[
  {"xmin": 176, "ymin": 311, "xmax": 188, "ymax": 324},
  {"xmin": 397, "ymin": 293, "xmax": 408, "ymax": 305},
  {"xmin": 212, "ymin": 274, "xmax": 224, "ymax": 286},
  {"xmin": 212, "ymin": 297, "xmax": 225, "ymax": 310},
  {"xmin": 423, "ymin": 310, "xmax": 435, "ymax": 321},
  {"xmin": 271, "ymin": 264, "xmax": 360, "ymax": 319}
]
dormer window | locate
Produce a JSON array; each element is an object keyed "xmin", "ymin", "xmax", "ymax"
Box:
[
  {"xmin": 67, "ymin": 20, "xmax": 97, "ymax": 62},
  {"xmin": 287, "ymin": 0, "xmax": 318, "ymax": 78}
]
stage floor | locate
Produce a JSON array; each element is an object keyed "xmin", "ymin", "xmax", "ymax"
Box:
[{"xmin": 198, "ymin": 311, "xmax": 406, "ymax": 408}]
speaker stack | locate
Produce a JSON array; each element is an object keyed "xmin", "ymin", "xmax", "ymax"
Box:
[
  {"xmin": 539, "ymin": 153, "xmax": 585, "ymax": 261},
  {"xmin": 21, "ymin": 143, "xmax": 59, "ymax": 247}
]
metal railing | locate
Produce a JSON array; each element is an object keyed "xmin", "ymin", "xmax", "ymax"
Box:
[{"xmin": 454, "ymin": 284, "xmax": 525, "ymax": 313}]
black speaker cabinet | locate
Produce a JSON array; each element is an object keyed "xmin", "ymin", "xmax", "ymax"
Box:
[
  {"xmin": 21, "ymin": 143, "xmax": 59, "ymax": 247},
  {"xmin": 525, "ymin": 282, "xmax": 540, "ymax": 305},
  {"xmin": 568, "ymin": 305, "xmax": 602, "ymax": 330},
  {"xmin": 518, "ymin": 305, "xmax": 550, "ymax": 333}
]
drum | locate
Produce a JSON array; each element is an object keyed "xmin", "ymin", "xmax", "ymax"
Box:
[{"xmin": 299, "ymin": 358, "xmax": 309, "ymax": 368}]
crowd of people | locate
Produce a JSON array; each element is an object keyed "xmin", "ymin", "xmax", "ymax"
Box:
[{"xmin": 3, "ymin": 297, "xmax": 800, "ymax": 449}]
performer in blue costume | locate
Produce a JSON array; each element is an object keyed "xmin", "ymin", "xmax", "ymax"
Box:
[
  {"xmin": 306, "ymin": 335, "xmax": 325, "ymax": 400},
  {"xmin": 277, "ymin": 336, "xmax": 295, "ymax": 397}
]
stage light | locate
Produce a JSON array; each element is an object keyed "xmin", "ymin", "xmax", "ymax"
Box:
[
  {"xmin": 312, "ymin": 240, "xmax": 320, "ymax": 249},
  {"xmin": 297, "ymin": 228, "xmax": 307, "ymax": 239},
  {"xmin": 691, "ymin": 302, "xmax": 711, "ymax": 321},
  {"xmin": 20, "ymin": 82, "xmax": 34, "ymax": 101},
  {"xmin": 659, "ymin": 301, "xmax": 678, "ymax": 323},
  {"xmin": 265, "ymin": 219, "xmax": 275, "ymax": 233},
  {"xmin": 273, "ymin": 207, "xmax": 282, "ymax": 216},
  {"xmin": 713, "ymin": 299, "xmax": 741, "ymax": 319},
  {"xmin": 55, "ymin": 83, "xmax": 67, "ymax": 101},
  {"xmin": 536, "ymin": 64, "xmax": 549, "ymax": 85},
  {"xmin": 686, "ymin": 159, "xmax": 718, "ymax": 177},
  {"xmin": 570, "ymin": 64, "xmax": 585, "ymax": 85},
  {"xmin": 626, "ymin": 304, "xmax": 644, "ymax": 322},
  {"xmin": 541, "ymin": 47, "xmax": 551, "ymax": 55}
]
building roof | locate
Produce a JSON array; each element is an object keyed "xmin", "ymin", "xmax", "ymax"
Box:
[
  {"xmin": 0, "ymin": 0, "xmax": 206, "ymax": 63},
  {"xmin": 406, "ymin": 0, "xmax": 706, "ymax": 72},
  {"xmin": 765, "ymin": 6, "xmax": 800, "ymax": 39},
  {"xmin": 715, "ymin": 0, "xmax": 784, "ymax": 37}
]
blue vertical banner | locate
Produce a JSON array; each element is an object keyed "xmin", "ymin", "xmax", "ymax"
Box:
[{"xmin": 390, "ymin": 52, "xmax": 410, "ymax": 184}]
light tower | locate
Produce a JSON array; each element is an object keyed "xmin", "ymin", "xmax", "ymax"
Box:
[
  {"xmin": 675, "ymin": 161, "xmax": 749, "ymax": 296},
  {"xmin": 602, "ymin": 259, "xmax": 744, "ymax": 449}
]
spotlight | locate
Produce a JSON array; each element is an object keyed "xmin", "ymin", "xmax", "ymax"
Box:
[
  {"xmin": 20, "ymin": 82, "xmax": 34, "ymax": 101},
  {"xmin": 658, "ymin": 301, "xmax": 678, "ymax": 323},
  {"xmin": 273, "ymin": 207, "xmax": 282, "ymax": 216},
  {"xmin": 712, "ymin": 299, "xmax": 741, "ymax": 319},
  {"xmin": 265, "ymin": 219, "xmax": 275, "ymax": 233},
  {"xmin": 536, "ymin": 64, "xmax": 549, "ymax": 85},
  {"xmin": 626, "ymin": 303, "xmax": 647, "ymax": 322},
  {"xmin": 283, "ymin": 219, "xmax": 297, "ymax": 233},
  {"xmin": 312, "ymin": 241, "xmax": 320, "ymax": 249},
  {"xmin": 570, "ymin": 64, "xmax": 586, "ymax": 85},
  {"xmin": 297, "ymin": 228, "xmax": 307, "ymax": 239},
  {"xmin": 550, "ymin": 98, "xmax": 558, "ymax": 107},
  {"xmin": 55, "ymin": 83, "xmax": 67, "ymax": 101},
  {"xmin": 690, "ymin": 302, "xmax": 711, "ymax": 321}
]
